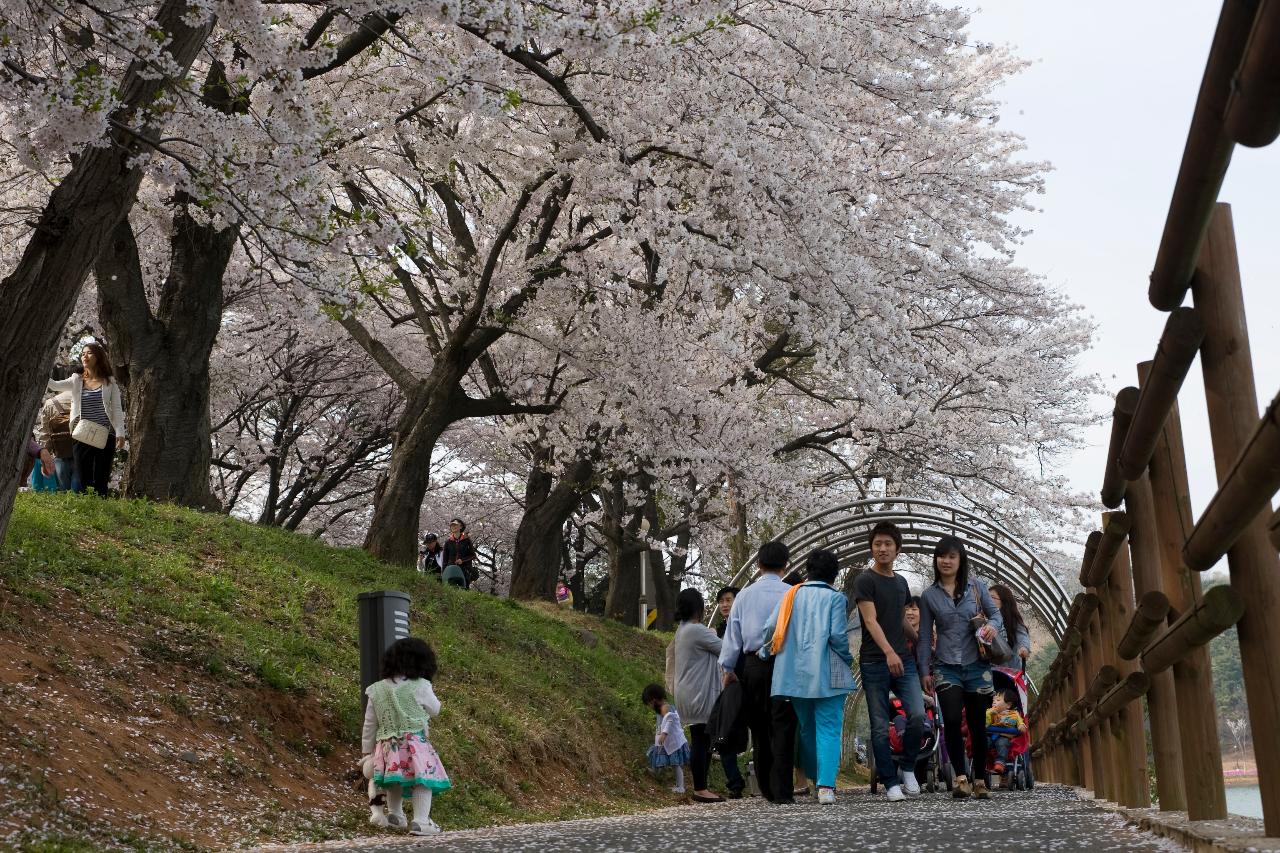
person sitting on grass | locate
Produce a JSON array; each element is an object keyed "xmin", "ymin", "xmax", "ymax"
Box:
[
  {"xmin": 362, "ymin": 637, "xmax": 452, "ymax": 836},
  {"xmin": 985, "ymin": 686, "xmax": 1027, "ymax": 778},
  {"xmin": 642, "ymin": 683, "xmax": 691, "ymax": 794}
]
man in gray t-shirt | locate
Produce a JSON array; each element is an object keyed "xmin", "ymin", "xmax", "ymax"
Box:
[{"xmin": 854, "ymin": 522, "xmax": 926, "ymax": 801}]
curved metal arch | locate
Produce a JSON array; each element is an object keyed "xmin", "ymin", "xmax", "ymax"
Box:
[{"xmin": 721, "ymin": 497, "xmax": 1072, "ymax": 642}]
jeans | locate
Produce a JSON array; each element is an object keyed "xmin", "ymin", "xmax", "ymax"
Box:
[
  {"xmin": 792, "ymin": 695, "xmax": 845, "ymax": 789},
  {"xmin": 54, "ymin": 457, "xmax": 77, "ymax": 491},
  {"xmin": 719, "ymin": 748, "xmax": 744, "ymax": 793},
  {"xmin": 861, "ymin": 657, "xmax": 925, "ymax": 785},
  {"xmin": 992, "ymin": 735, "xmax": 1011, "ymax": 768},
  {"xmin": 935, "ymin": 660, "xmax": 994, "ymax": 694}
]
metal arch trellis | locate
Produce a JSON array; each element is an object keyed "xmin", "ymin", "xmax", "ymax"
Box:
[{"xmin": 720, "ymin": 497, "xmax": 1073, "ymax": 643}]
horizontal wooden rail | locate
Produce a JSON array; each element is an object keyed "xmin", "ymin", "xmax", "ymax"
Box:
[
  {"xmin": 1081, "ymin": 514, "xmax": 1131, "ymax": 588},
  {"xmin": 1102, "ymin": 388, "xmax": 1140, "ymax": 508},
  {"xmin": 1062, "ymin": 664, "xmax": 1121, "ymax": 729},
  {"xmin": 1149, "ymin": 0, "xmax": 1260, "ymax": 309},
  {"xmin": 1076, "ymin": 592, "xmax": 1101, "ymax": 630},
  {"xmin": 1095, "ymin": 671, "xmax": 1152, "ymax": 722},
  {"xmin": 1118, "ymin": 309, "xmax": 1206, "ymax": 478},
  {"xmin": 1119, "ymin": 591, "xmax": 1171, "ymax": 660},
  {"xmin": 1224, "ymin": 1, "xmax": 1280, "ymax": 147},
  {"xmin": 1183, "ymin": 390, "xmax": 1280, "ymax": 571},
  {"xmin": 1142, "ymin": 584, "xmax": 1245, "ymax": 674}
]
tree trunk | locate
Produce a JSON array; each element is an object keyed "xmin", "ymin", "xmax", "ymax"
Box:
[
  {"xmin": 96, "ymin": 204, "xmax": 234, "ymax": 509},
  {"xmin": 510, "ymin": 453, "xmax": 594, "ymax": 600},
  {"xmin": 602, "ymin": 476, "xmax": 665, "ymax": 627},
  {"xmin": 0, "ymin": 1, "xmax": 213, "ymax": 544},
  {"xmin": 726, "ymin": 472, "xmax": 751, "ymax": 575},
  {"xmin": 653, "ymin": 526, "xmax": 691, "ymax": 631},
  {"xmin": 361, "ymin": 387, "xmax": 450, "ymax": 566}
]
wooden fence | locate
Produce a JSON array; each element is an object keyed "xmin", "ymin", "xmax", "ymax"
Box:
[{"xmin": 1029, "ymin": 0, "xmax": 1280, "ymax": 832}]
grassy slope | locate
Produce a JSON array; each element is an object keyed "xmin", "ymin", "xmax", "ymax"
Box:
[{"xmin": 0, "ymin": 493, "xmax": 671, "ymax": 850}]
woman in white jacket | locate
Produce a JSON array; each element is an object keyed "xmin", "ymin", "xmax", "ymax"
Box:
[{"xmin": 48, "ymin": 343, "xmax": 126, "ymax": 495}]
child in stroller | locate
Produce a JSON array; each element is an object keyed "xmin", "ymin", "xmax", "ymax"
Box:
[
  {"xmin": 873, "ymin": 692, "xmax": 947, "ymax": 792},
  {"xmin": 956, "ymin": 665, "xmax": 1034, "ymax": 790},
  {"xmin": 986, "ymin": 686, "xmax": 1027, "ymax": 776}
]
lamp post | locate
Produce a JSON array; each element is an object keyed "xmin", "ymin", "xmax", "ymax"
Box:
[{"xmin": 638, "ymin": 517, "xmax": 650, "ymax": 630}]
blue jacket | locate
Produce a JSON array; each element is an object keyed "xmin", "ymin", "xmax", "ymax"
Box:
[{"xmin": 761, "ymin": 581, "xmax": 855, "ymax": 699}]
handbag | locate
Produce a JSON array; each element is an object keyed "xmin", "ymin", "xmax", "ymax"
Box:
[
  {"xmin": 970, "ymin": 580, "xmax": 1014, "ymax": 665},
  {"xmin": 71, "ymin": 419, "xmax": 110, "ymax": 450}
]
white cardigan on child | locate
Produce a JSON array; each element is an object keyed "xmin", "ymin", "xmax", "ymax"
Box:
[
  {"xmin": 48, "ymin": 374, "xmax": 127, "ymax": 439},
  {"xmin": 361, "ymin": 677, "xmax": 441, "ymax": 754}
]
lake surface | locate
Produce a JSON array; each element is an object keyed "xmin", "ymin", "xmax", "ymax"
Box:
[{"xmin": 1226, "ymin": 784, "xmax": 1262, "ymax": 819}]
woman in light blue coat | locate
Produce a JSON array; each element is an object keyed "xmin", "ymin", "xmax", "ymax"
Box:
[{"xmin": 761, "ymin": 549, "xmax": 854, "ymax": 804}]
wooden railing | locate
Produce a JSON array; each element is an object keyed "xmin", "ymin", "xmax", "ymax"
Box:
[{"xmin": 1029, "ymin": 0, "xmax": 1280, "ymax": 832}]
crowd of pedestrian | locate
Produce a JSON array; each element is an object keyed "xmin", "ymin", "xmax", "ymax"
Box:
[
  {"xmin": 649, "ymin": 521, "xmax": 1032, "ymax": 806},
  {"xmin": 22, "ymin": 340, "xmax": 126, "ymax": 496},
  {"xmin": 417, "ymin": 519, "xmax": 478, "ymax": 589}
]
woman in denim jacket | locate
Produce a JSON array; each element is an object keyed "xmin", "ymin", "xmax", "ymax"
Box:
[{"xmin": 917, "ymin": 535, "xmax": 1003, "ymax": 800}]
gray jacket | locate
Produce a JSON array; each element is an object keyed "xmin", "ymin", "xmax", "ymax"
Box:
[{"xmin": 671, "ymin": 621, "xmax": 723, "ymax": 726}]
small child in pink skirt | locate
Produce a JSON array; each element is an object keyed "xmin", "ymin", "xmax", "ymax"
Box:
[{"xmin": 361, "ymin": 637, "xmax": 451, "ymax": 835}]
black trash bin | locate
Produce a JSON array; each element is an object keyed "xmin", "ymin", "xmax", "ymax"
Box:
[{"xmin": 358, "ymin": 590, "xmax": 411, "ymax": 708}]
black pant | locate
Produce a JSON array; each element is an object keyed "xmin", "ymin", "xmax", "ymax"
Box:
[
  {"xmin": 742, "ymin": 655, "xmax": 797, "ymax": 802},
  {"xmin": 689, "ymin": 723, "xmax": 712, "ymax": 791},
  {"xmin": 73, "ymin": 435, "xmax": 116, "ymax": 496},
  {"xmin": 938, "ymin": 685, "xmax": 992, "ymax": 780}
]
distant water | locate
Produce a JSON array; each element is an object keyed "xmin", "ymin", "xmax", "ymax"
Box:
[{"xmin": 1226, "ymin": 784, "xmax": 1262, "ymax": 819}]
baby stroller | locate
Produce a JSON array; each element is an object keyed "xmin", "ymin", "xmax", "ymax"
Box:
[
  {"xmin": 989, "ymin": 664, "xmax": 1034, "ymax": 790},
  {"xmin": 958, "ymin": 664, "xmax": 1035, "ymax": 790},
  {"xmin": 869, "ymin": 693, "xmax": 949, "ymax": 793}
]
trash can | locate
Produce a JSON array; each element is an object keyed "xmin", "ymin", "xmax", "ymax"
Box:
[{"xmin": 358, "ymin": 590, "xmax": 411, "ymax": 708}]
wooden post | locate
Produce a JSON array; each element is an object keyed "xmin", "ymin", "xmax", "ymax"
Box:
[
  {"xmin": 1103, "ymin": 541, "xmax": 1152, "ymax": 807},
  {"xmin": 1126, "ymin": 471, "xmax": 1188, "ymax": 810},
  {"xmin": 1071, "ymin": 642, "xmax": 1093, "ymax": 788},
  {"xmin": 1079, "ymin": 610, "xmax": 1106, "ymax": 797},
  {"xmin": 1193, "ymin": 202, "xmax": 1280, "ymax": 834},
  {"xmin": 1085, "ymin": 601, "xmax": 1115, "ymax": 802},
  {"xmin": 1142, "ymin": 368, "xmax": 1228, "ymax": 820}
]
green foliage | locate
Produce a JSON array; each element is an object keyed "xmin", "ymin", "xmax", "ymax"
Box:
[
  {"xmin": 1204, "ymin": 578, "xmax": 1247, "ymax": 740},
  {"xmin": 0, "ymin": 493, "xmax": 673, "ymax": 842},
  {"xmin": 1025, "ymin": 640, "xmax": 1056, "ymax": 694}
]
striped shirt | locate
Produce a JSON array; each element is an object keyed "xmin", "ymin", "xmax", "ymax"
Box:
[{"xmin": 79, "ymin": 387, "xmax": 111, "ymax": 428}]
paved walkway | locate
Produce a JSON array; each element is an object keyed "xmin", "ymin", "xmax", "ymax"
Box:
[{"xmin": 252, "ymin": 786, "xmax": 1179, "ymax": 852}]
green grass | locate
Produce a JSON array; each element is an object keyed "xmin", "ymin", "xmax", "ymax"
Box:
[{"xmin": 0, "ymin": 492, "xmax": 672, "ymax": 844}]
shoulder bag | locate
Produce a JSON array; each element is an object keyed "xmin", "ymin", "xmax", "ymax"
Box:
[
  {"xmin": 71, "ymin": 419, "xmax": 109, "ymax": 450},
  {"xmin": 971, "ymin": 580, "xmax": 1013, "ymax": 664}
]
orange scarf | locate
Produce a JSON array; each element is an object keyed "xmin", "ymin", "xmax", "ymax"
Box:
[{"xmin": 769, "ymin": 584, "xmax": 803, "ymax": 655}]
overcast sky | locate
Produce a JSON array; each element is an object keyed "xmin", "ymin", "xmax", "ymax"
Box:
[{"xmin": 963, "ymin": 1, "xmax": 1280, "ymax": 571}]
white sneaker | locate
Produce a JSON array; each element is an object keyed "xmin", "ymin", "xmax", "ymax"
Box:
[
  {"xmin": 386, "ymin": 812, "xmax": 406, "ymax": 828},
  {"xmin": 885, "ymin": 785, "xmax": 906, "ymax": 802},
  {"xmin": 671, "ymin": 786, "xmax": 686, "ymax": 794},
  {"xmin": 902, "ymin": 771, "xmax": 921, "ymax": 795},
  {"xmin": 410, "ymin": 820, "xmax": 441, "ymax": 836},
  {"xmin": 817, "ymin": 787, "xmax": 836, "ymax": 805}
]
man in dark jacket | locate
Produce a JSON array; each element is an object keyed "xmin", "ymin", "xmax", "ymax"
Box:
[{"xmin": 443, "ymin": 518, "xmax": 477, "ymax": 589}]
